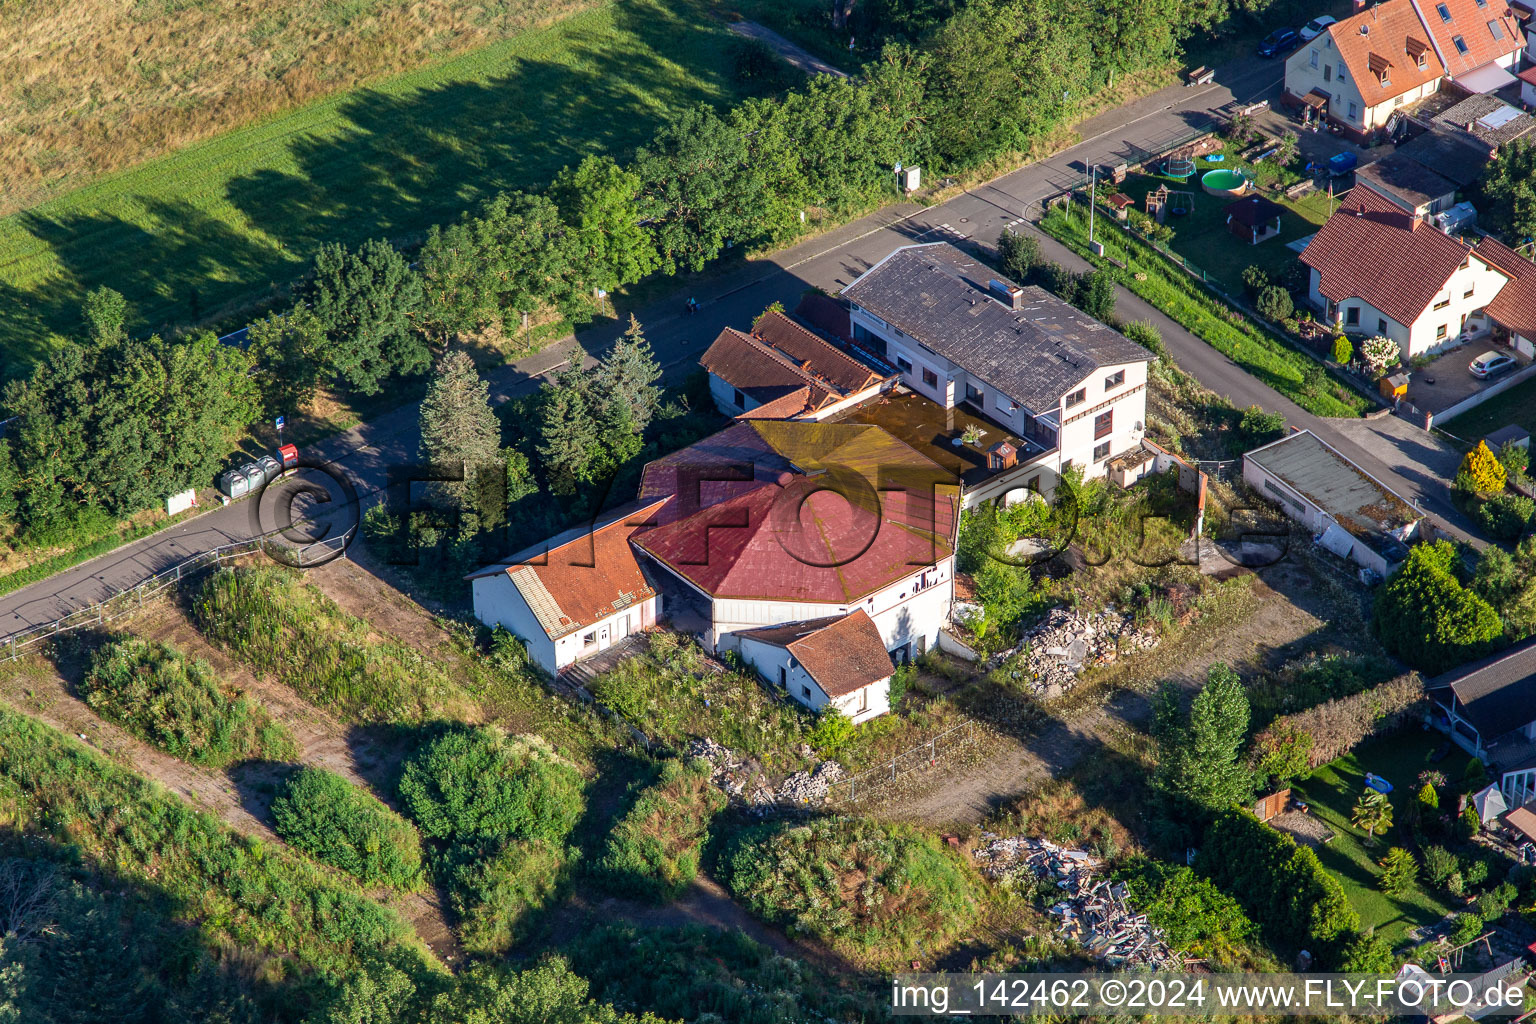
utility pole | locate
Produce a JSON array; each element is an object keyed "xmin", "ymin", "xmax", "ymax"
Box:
[{"xmin": 1088, "ymin": 163, "xmax": 1105, "ymax": 256}]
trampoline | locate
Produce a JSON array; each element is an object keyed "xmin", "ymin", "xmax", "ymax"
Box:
[{"xmin": 1165, "ymin": 157, "xmax": 1196, "ymax": 179}]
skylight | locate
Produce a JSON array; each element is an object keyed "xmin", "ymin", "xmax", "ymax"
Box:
[
  {"xmin": 1489, "ymin": 19, "xmax": 1504, "ymax": 38},
  {"xmin": 1453, "ymin": 33, "xmax": 1469, "ymax": 52},
  {"xmin": 1437, "ymin": 3, "xmax": 1452, "ymax": 21}
]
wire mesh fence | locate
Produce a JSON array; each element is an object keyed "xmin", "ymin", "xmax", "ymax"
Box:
[{"xmin": 839, "ymin": 718, "xmax": 979, "ymax": 803}]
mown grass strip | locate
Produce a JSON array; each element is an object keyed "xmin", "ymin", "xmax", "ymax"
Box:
[{"xmin": 1040, "ymin": 206, "xmax": 1370, "ymax": 419}]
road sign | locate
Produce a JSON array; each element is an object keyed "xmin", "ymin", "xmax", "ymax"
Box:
[{"xmin": 275, "ymin": 415, "xmax": 285, "ymax": 430}]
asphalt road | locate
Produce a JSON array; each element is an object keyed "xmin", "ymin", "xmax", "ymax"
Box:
[{"xmin": 0, "ymin": 54, "xmax": 1472, "ymax": 636}]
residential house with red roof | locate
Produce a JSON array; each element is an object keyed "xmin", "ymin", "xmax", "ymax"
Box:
[
  {"xmin": 1300, "ymin": 184, "xmax": 1513, "ymax": 358},
  {"xmin": 737, "ymin": 610, "xmax": 896, "ymax": 722},
  {"xmin": 1283, "ymin": 0, "xmax": 1522, "ymax": 140},
  {"xmin": 632, "ymin": 420, "xmax": 960, "ymax": 661},
  {"xmin": 699, "ymin": 310, "xmax": 894, "ymax": 421},
  {"xmin": 466, "ymin": 498, "xmax": 668, "ymax": 677}
]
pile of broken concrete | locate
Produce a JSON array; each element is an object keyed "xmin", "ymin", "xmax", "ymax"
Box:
[
  {"xmin": 687, "ymin": 737, "xmax": 843, "ymax": 812},
  {"xmin": 988, "ymin": 607, "xmax": 1161, "ymax": 698},
  {"xmin": 974, "ymin": 833, "xmax": 1180, "ymax": 969}
]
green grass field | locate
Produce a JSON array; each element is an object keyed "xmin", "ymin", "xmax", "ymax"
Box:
[
  {"xmin": 0, "ymin": 0, "xmax": 751, "ymax": 378},
  {"xmin": 1440, "ymin": 375, "xmax": 1536, "ymax": 443},
  {"xmin": 1292, "ymin": 730, "xmax": 1468, "ymax": 948}
]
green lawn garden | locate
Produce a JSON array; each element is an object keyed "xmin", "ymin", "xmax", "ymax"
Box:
[
  {"xmin": 1440, "ymin": 375, "xmax": 1536, "ymax": 442},
  {"xmin": 1109, "ymin": 158, "xmax": 1337, "ymax": 297},
  {"xmin": 0, "ymin": 0, "xmax": 751, "ymax": 377},
  {"xmin": 1291, "ymin": 730, "xmax": 1470, "ymax": 947}
]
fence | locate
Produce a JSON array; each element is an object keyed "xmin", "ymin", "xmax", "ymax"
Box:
[
  {"xmin": 839, "ymin": 718, "xmax": 979, "ymax": 802},
  {"xmin": 0, "ymin": 529, "xmax": 351, "ymax": 665}
]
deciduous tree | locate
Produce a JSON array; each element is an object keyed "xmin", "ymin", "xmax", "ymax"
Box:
[{"xmin": 306, "ymin": 239, "xmax": 427, "ymax": 395}]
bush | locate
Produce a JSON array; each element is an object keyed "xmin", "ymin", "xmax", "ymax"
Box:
[
  {"xmin": 81, "ymin": 637, "xmax": 295, "ymax": 768},
  {"xmin": 1360, "ymin": 335, "xmax": 1401, "ymax": 376},
  {"xmin": 1241, "ymin": 265, "xmax": 1269, "ymax": 300},
  {"xmin": 1374, "ymin": 542, "xmax": 1502, "ymax": 675},
  {"xmin": 1332, "ymin": 335, "xmax": 1353, "ymax": 365},
  {"xmin": 1122, "ymin": 320, "xmax": 1165, "ymax": 358},
  {"xmin": 806, "ymin": 707, "xmax": 855, "ymax": 756},
  {"xmin": 1199, "ymin": 810, "xmax": 1360, "ymax": 960},
  {"xmin": 1470, "ymin": 493, "xmax": 1535, "ymax": 542},
  {"xmin": 270, "ymin": 767, "xmax": 424, "ymax": 890},
  {"xmin": 1378, "ymin": 847, "xmax": 1417, "ymax": 896},
  {"xmin": 1497, "ymin": 440, "xmax": 1530, "ymax": 481},
  {"xmin": 601, "ymin": 760, "xmax": 727, "ymax": 902},
  {"xmin": 1237, "ymin": 405, "xmax": 1286, "ymax": 449},
  {"xmin": 1423, "ymin": 845, "xmax": 1458, "ymax": 886},
  {"xmin": 997, "ymin": 230, "xmax": 1042, "ymax": 282},
  {"xmin": 1459, "ymin": 804, "xmax": 1483, "ymax": 840},
  {"xmin": 1255, "ymin": 285, "xmax": 1293, "ymax": 322},
  {"xmin": 723, "ymin": 817, "xmax": 981, "ymax": 962},
  {"xmin": 1450, "ymin": 912, "xmax": 1485, "ymax": 947},
  {"xmin": 1118, "ymin": 859, "xmax": 1257, "ymax": 963},
  {"xmin": 1250, "ymin": 673, "xmax": 1424, "ymax": 770},
  {"xmin": 1338, "ymin": 930, "xmax": 1397, "ymax": 972},
  {"xmin": 447, "ymin": 839, "xmax": 568, "ymax": 955},
  {"xmin": 397, "ymin": 727, "xmax": 585, "ymax": 844},
  {"xmin": 1475, "ymin": 881, "xmax": 1517, "ymax": 921},
  {"xmin": 1460, "ymin": 442, "xmax": 1509, "ymax": 495}
]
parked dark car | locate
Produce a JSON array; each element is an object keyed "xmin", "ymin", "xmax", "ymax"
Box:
[{"xmin": 1257, "ymin": 28, "xmax": 1299, "ymax": 57}]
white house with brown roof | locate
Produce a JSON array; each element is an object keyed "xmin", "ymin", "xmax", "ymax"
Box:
[
  {"xmin": 1283, "ymin": 0, "xmax": 1522, "ymax": 139},
  {"xmin": 467, "ymin": 499, "xmax": 668, "ymax": 676},
  {"xmin": 737, "ymin": 610, "xmax": 896, "ymax": 723},
  {"xmin": 699, "ymin": 310, "xmax": 894, "ymax": 421},
  {"xmin": 1300, "ymin": 184, "xmax": 1509, "ymax": 358},
  {"xmin": 839, "ymin": 243, "xmax": 1152, "ymax": 488}
]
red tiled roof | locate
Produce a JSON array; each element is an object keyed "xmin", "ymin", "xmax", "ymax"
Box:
[
  {"xmin": 1300, "ymin": 184, "xmax": 1475, "ymax": 325},
  {"xmin": 1422, "ymin": 0, "xmax": 1523, "ymax": 80},
  {"xmin": 735, "ymin": 388, "xmax": 813, "ymax": 419},
  {"xmin": 470, "ymin": 499, "xmax": 667, "ymax": 640},
  {"xmin": 1518, "ymin": 65, "xmax": 1536, "ymax": 86},
  {"xmin": 1477, "ymin": 236, "xmax": 1536, "ymax": 336},
  {"xmin": 738, "ymin": 610, "xmax": 894, "ymax": 697},
  {"xmin": 632, "ymin": 421, "xmax": 958, "ymax": 604},
  {"xmin": 699, "ymin": 312, "xmax": 884, "ymax": 419},
  {"xmin": 1327, "ymin": 0, "xmax": 1446, "ymax": 107}
]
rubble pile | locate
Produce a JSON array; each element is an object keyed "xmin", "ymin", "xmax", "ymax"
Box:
[
  {"xmin": 688, "ymin": 737, "xmax": 844, "ymax": 809},
  {"xmin": 988, "ymin": 607, "xmax": 1160, "ymax": 698},
  {"xmin": 776, "ymin": 760, "xmax": 845, "ymax": 804},
  {"xmin": 973, "ymin": 834, "xmax": 1180, "ymax": 970}
]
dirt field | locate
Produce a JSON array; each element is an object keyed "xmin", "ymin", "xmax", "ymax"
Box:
[{"xmin": 859, "ymin": 558, "xmax": 1347, "ymax": 827}]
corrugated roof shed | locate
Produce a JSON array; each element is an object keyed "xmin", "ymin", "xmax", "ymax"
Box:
[
  {"xmin": 840, "ymin": 243, "xmax": 1150, "ymax": 412},
  {"xmin": 1246, "ymin": 430, "xmax": 1421, "ymax": 555}
]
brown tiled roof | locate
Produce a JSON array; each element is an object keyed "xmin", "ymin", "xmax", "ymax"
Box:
[
  {"xmin": 735, "ymin": 388, "xmax": 814, "ymax": 419},
  {"xmin": 752, "ymin": 311, "xmax": 881, "ymax": 393},
  {"xmin": 738, "ymin": 610, "xmax": 895, "ymax": 697},
  {"xmin": 1422, "ymin": 0, "xmax": 1523, "ymax": 79},
  {"xmin": 1300, "ymin": 184, "xmax": 1474, "ymax": 325},
  {"xmin": 699, "ymin": 312, "xmax": 885, "ymax": 417},
  {"xmin": 1327, "ymin": 0, "xmax": 1445, "ymax": 107},
  {"xmin": 1477, "ymin": 236, "xmax": 1536, "ymax": 336},
  {"xmin": 467, "ymin": 499, "xmax": 668, "ymax": 640}
]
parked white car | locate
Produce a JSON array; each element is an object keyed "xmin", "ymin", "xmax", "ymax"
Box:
[
  {"xmin": 1469, "ymin": 351, "xmax": 1518, "ymax": 379},
  {"xmin": 1299, "ymin": 15, "xmax": 1336, "ymax": 41}
]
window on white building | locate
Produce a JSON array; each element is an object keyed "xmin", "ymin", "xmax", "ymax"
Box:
[
  {"xmin": 1436, "ymin": 323, "xmax": 1449, "ymax": 339},
  {"xmin": 1065, "ymin": 387, "xmax": 1086, "ymax": 408},
  {"xmin": 921, "ymin": 366, "xmax": 938, "ymax": 388},
  {"xmin": 1093, "ymin": 442, "xmax": 1110, "ymax": 462},
  {"xmin": 1311, "ymin": 49, "xmax": 1319, "ymax": 68},
  {"xmin": 1104, "ymin": 369, "xmax": 1125, "ymax": 390},
  {"xmin": 896, "ymin": 356, "xmax": 913, "ymax": 373},
  {"xmin": 583, "ymin": 632, "xmax": 596, "ymax": 647},
  {"xmin": 1347, "ymin": 101, "xmax": 1359, "ymax": 120}
]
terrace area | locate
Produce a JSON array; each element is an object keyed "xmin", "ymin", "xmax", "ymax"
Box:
[{"xmin": 835, "ymin": 388, "xmax": 1052, "ymax": 488}]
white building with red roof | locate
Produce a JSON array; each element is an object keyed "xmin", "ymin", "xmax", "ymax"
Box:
[
  {"xmin": 1283, "ymin": 0, "xmax": 1522, "ymax": 140},
  {"xmin": 737, "ymin": 610, "xmax": 896, "ymax": 722},
  {"xmin": 466, "ymin": 498, "xmax": 669, "ymax": 676},
  {"xmin": 1300, "ymin": 184, "xmax": 1512, "ymax": 358}
]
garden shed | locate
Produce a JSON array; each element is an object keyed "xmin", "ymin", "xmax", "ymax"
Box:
[{"xmin": 1224, "ymin": 195, "xmax": 1285, "ymax": 245}]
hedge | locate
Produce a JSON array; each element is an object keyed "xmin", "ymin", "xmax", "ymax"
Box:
[{"xmin": 1251, "ymin": 673, "xmax": 1425, "ymax": 770}]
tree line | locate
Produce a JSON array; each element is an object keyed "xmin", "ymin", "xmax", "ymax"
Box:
[{"xmin": 0, "ymin": 0, "xmax": 1247, "ymax": 545}]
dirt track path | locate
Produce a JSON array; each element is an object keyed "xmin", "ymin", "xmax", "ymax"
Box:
[{"xmin": 863, "ymin": 566, "xmax": 1335, "ymax": 827}]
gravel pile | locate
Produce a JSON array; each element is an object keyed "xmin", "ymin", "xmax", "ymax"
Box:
[
  {"xmin": 689, "ymin": 737, "xmax": 843, "ymax": 810},
  {"xmin": 776, "ymin": 760, "xmax": 845, "ymax": 804}
]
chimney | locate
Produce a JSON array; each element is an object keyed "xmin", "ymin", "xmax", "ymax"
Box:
[{"xmin": 988, "ymin": 279, "xmax": 1025, "ymax": 310}]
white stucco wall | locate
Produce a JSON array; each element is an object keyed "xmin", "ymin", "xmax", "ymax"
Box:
[
  {"xmin": 1054, "ymin": 359, "xmax": 1149, "ymax": 475},
  {"xmin": 1310, "ymin": 256, "xmax": 1506, "ymax": 360},
  {"xmin": 471, "ymin": 572, "xmax": 657, "ymax": 676},
  {"xmin": 737, "ymin": 637, "xmax": 891, "ymax": 723},
  {"xmin": 708, "ymin": 558, "xmax": 954, "ymax": 656},
  {"xmin": 1285, "ymin": 32, "xmax": 1442, "ymax": 131}
]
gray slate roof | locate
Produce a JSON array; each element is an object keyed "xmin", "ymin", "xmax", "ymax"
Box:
[
  {"xmin": 840, "ymin": 243, "xmax": 1151, "ymax": 412},
  {"xmin": 1428, "ymin": 635, "xmax": 1536, "ymax": 739}
]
